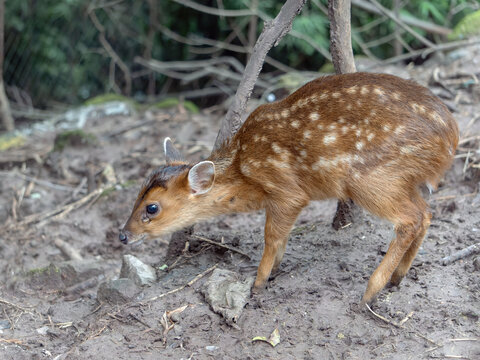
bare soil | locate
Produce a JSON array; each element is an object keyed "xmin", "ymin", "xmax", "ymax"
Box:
[{"xmin": 1, "ymin": 56, "xmax": 479, "ymax": 359}]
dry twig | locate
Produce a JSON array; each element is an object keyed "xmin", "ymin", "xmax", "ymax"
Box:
[
  {"xmin": 441, "ymin": 243, "xmax": 480, "ymax": 265},
  {"xmin": 4, "ymin": 186, "xmax": 105, "ymax": 231},
  {"xmin": 146, "ymin": 263, "xmax": 218, "ymax": 303},
  {"xmin": 54, "ymin": 238, "xmax": 83, "ymax": 261},
  {"xmin": 192, "ymin": 235, "xmax": 251, "ymax": 259}
]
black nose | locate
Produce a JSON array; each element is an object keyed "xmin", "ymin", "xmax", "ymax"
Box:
[{"xmin": 119, "ymin": 231, "xmax": 128, "ymax": 244}]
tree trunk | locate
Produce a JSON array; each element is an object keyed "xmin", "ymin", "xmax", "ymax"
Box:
[
  {"xmin": 328, "ymin": 0, "xmax": 357, "ymax": 230},
  {"xmin": 0, "ymin": 0, "xmax": 14, "ymax": 131}
]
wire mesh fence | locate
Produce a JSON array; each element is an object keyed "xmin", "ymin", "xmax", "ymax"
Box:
[{"xmin": 3, "ymin": 0, "xmax": 479, "ymax": 116}]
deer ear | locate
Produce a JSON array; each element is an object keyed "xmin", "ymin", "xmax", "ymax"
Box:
[
  {"xmin": 188, "ymin": 161, "xmax": 215, "ymax": 195},
  {"xmin": 164, "ymin": 137, "xmax": 185, "ymax": 165}
]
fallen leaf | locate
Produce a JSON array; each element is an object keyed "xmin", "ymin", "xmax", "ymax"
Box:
[{"xmin": 252, "ymin": 328, "xmax": 280, "ymax": 347}]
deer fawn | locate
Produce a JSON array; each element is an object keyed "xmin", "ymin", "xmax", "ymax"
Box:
[{"xmin": 119, "ymin": 73, "xmax": 458, "ymax": 304}]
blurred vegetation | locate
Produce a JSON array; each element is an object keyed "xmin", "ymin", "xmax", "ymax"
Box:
[{"xmin": 4, "ymin": 0, "xmax": 479, "ymax": 109}]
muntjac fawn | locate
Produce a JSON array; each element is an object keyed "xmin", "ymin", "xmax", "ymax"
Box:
[{"xmin": 119, "ymin": 72, "xmax": 458, "ymax": 304}]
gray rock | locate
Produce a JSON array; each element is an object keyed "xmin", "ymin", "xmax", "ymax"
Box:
[
  {"xmin": 97, "ymin": 278, "xmax": 139, "ymax": 304},
  {"xmin": 473, "ymin": 257, "xmax": 480, "ymax": 272},
  {"xmin": 200, "ymin": 268, "xmax": 254, "ymax": 325},
  {"xmin": 120, "ymin": 255, "xmax": 156, "ymax": 287}
]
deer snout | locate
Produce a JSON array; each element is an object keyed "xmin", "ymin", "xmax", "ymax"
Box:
[{"xmin": 119, "ymin": 230, "xmax": 128, "ymax": 244}]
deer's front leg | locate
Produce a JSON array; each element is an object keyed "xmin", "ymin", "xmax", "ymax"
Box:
[{"xmin": 253, "ymin": 204, "xmax": 302, "ymax": 290}]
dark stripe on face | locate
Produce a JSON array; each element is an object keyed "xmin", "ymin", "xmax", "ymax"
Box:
[{"xmin": 139, "ymin": 164, "xmax": 191, "ymax": 200}]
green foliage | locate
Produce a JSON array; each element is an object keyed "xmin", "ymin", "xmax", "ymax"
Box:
[
  {"xmin": 84, "ymin": 94, "xmax": 137, "ymax": 107},
  {"xmin": 4, "ymin": 0, "xmax": 479, "ymax": 109},
  {"xmin": 152, "ymin": 98, "xmax": 200, "ymax": 113},
  {"xmin": 449, "ymin": 9, "xmax": 480, "ymax": 39},
  {"xmin": 53, "ymin": 130, "xmax": 97, "ymax": 152}
]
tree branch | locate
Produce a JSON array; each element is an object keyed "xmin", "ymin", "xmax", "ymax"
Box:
[
  {"xmin": 329, "ymin": 0, "xmax": 356, "ymax": 74},
  {"xmin": 213, "ymin": 0, "xmax": 307, "ymax": 150},
  {"xmin": 352, "ymin": 0, "xmax": 452, "ymax": 36}
]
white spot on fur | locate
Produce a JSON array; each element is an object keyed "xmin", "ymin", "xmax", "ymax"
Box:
[
  {"xmin": 395, "ymin": 126, "xmax": 405, "ymax": 135},
  {"xmin": 400, "ymin": 145, "xmax": 415, "ymax": 154},
  {"xmin": 267, "ymin": 157, "xmax": 290, "ymax": 169},
  {"xmin": 297, "ymin": 99, "xmax": 308, "ymax": 107},
  {"xmin": 240, "ymin": 163, "xmax": 251, "ymax": 176},
  {"xmin": 272, "ymin": 143, "xmax": 282, "ymax": 154},
  {"xmin": 291, "ymin": 120, "xmax": 300, "ymax": 128},
  {"xmin": 323, "ymin": 134, "xmax": 337, "ymax": 145},
  {"xmin": 312, "ymin": 154, "xmax": 352, "ymax": 170},
  {"xmin": 373, "ymin": 87, "xmax": 385, "ymax": 97},
  {"xmin": 430, "ymin": 112, "xmax": 446, "ymax": 126},
  {"xmin": 346, "ymin": 86, "xmax": 358, "ymax": 94}
]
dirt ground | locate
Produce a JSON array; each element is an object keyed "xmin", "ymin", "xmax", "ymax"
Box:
[{"xmin": 1, "ymin": 50, "xmax": 480, "ymax": 359}]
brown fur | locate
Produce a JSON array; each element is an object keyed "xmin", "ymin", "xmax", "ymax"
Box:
[{"xmin": 121, "ymin": 72, "xmax": 459, "ymax": 304}]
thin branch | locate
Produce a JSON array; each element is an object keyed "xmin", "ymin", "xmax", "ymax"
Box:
[
  {"xmin": 192, "ymin": 235, "xmax": 251, "ymax": 259},
  {"xmin": 352, "ymin": 0, "xmax": 451, "ymax": 36},
  {"xmin": 145, "ymin": 263, "xmax": 218, "ymax": 303},
  {"xmin": 367, "ymin": 0, "xmax": 435, "ymax": 48},
  {"xmin": 441, "ymin": 243, "xmax": 480, "ymax": 265},
  {"xmin": 88, "ymin": 9, "xmax": 132, "ymax": 95},
  {"xmin": 172, "ymin": 0, "xmax": 254, "ymax": 17},
  {"xmin": 374, "ymin": 38, "xmax": 480, "ymax": 67},
  {"xmin": 4, "ymin": 187, "xmax": 105, "ymax": 231}
]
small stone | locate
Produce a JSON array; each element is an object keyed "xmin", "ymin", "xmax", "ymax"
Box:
[
  {"xmin": 0, "ymin": 320, "xmax": 11, "ymax": 330},
  {"xmin": 97, "ymin": 278, "xmax": 139, "ymax": 304},
  {"xmin": 36, "ymin": 326, "xmax": 49, "ymax": 335},
  {"xmin": 173, "ymin": 325, "xmax": 183, "ymax": 336},
  {"xmin": 473, "ymin": 257, "xmax": 480, "ymax": 272},
  {"xmin": 120, "ymin": 255, "xmax": 157, "ymax": 287},
  {"xmin": 205, "ymin": 346, "xmax": 219, "ymax": 352}
]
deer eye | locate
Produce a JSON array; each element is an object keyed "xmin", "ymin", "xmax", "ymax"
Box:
[{"xmin": 146, "ymin": 204, "xmax": 159, "ymax": 215}]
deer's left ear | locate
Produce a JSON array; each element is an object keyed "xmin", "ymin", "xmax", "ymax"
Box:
[
  {"xmin": 164, "ymin": 137, "xmax": 185, "ymax": 165},
  {"xmin": 188, "ymin": 161, "xmax": 215, "ymax": 195}
]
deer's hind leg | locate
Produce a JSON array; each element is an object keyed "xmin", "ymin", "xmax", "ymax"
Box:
[
  {"xmin": 390, "ymin": 195, "xmax": 431, "ymax": 286},
  {"xmin": 353, "ymin": 185, "xmax": 427, "ymax": 304}
]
